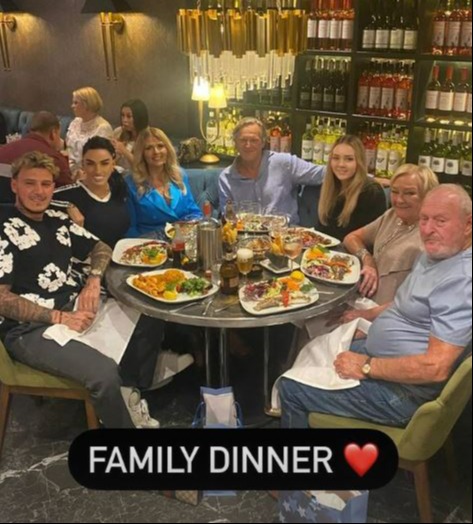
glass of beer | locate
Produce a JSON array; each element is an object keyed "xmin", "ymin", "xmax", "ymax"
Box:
[
  {"xmin": 283, "ymin": 232, "xmax": 302, "ymax": 270},
  {"xmin": 236, "ymin": 244, "xmax": 254, "ymax": 285}
]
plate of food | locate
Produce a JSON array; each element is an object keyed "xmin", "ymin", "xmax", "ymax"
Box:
[
  {"xmin": 286, "ymin": 227, "xmax": 340, "ymax": 249},
  {"xmin": 301, "ymin": 246, "xmax": 360, "ymax": 285},
  {"xmin": 239, "ymin": 271, "xmax": 319, "ymax": 316},
  {"xmin": 164, "ymin": 221, "xmax": 199, "ymax": 240},
  {"xmin": 237, "ymin": 215, "xmax": 281, "ymax": 234},
  {"xmin": 113, "ymin": 239, "xmax": 168, "ymax": 267},
  {"xmin": 127, "ymin": 268, "xmax": 219, "ymax": 304}
]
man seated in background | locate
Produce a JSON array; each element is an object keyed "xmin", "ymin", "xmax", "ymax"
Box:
[
  {"xmin": 279, "ymin": 185, "xmax": 472, "ymax": 428},
  {"xmin": 0, "ymin": 152, "xmax": 162, "ymax": 428},
  {"xmin": 218, "ymin": 117, "xmax": 325, "ymax": 225},
  {"xmin": 0, "ymin": 111, "xmax": 72, "ymax": 204}
]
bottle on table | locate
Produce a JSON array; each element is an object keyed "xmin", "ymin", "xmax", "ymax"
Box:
[
  {"xmin": 172, "ymin": 224, "xmax": 186, "ymax": 269},
  {"xmin": 220, "ymin": 251, "xmax": 240, "ymax": 295}
]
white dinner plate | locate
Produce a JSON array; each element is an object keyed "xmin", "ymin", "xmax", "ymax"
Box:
[
  {"xmin": 126, "ymin": 269, "xmax": 219, "ymax": 304},
  {"xmin": 301, "ymin": 249, "xmax": 360, "ymax": 285},
  {"xmin": 112, "ymin": 239, "xmax": 168, "ymax": 267},
  {"xmin": 287, "ymin": 227, "xmax": 341, "ymax": 249},
  {"xmin": 238, "ymin": 277, "xmax": 319, "ymax": 316}
]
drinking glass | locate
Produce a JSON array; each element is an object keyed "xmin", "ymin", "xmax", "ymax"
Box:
[
  {"xmin": 237, "ymin": 201, "xmax": 262, "ymax": 231},
  {"xmin": 283, "ymin": 232, "xmax": 302, "ymax": 270},
  {"xmin": 236, "ymin": 244, "xmax": 254, "ymax": 286}
]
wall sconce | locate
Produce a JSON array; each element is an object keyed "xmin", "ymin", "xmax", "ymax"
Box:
[
  {"xmin": 81, "ymin": 0, "xmax": 132, "ymax": 81},
  {"xmin": 0, "ymin": 0, "xmax": 19, "ymax": 72},
  {"xmin": 192, "ymin": 77, "xmax": 228, "ymax": 164}
]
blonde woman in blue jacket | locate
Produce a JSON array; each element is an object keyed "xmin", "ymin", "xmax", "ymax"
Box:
[{"xmin": 125, "ymin": 127, "xmax": 202, "ymax": 238}]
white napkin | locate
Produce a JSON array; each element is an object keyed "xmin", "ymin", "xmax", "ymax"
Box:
[
  {"xmin": 271, "ymin": 318, "xmax": 371, "ymax": 410},
  {"xmin": 43, "ymin": 299, "xmax": 140, "ymax": 364}
]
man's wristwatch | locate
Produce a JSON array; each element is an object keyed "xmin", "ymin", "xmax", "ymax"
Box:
[
  {"xmin": 89, "ymin": 268, "xmax": 103, "ymax": 279},
  {"xmin": 361, "ymin": 356, "xmax": 372, "ymax": 377},
  {"xmin": 355, "ymin": 248, "xmax": 370, "ymax": 261}
]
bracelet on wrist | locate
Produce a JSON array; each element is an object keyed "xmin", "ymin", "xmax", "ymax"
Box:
[{"xmin": 355, "ymin": 248, "xmax": 370, "ymax": 261}]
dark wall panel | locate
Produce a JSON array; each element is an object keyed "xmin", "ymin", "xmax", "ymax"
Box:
[{"xmin": 0, "ymin": 0, "xmax": 191, "ymax": 137}]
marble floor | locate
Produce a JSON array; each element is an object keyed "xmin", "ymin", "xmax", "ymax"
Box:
[{"xmin": 0, "ymin": 353, "xmax": 471, "ymax": 523}]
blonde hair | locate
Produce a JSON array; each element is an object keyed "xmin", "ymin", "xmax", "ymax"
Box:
[
  {"xmin": 12, "ymin": 151, "xmax": 59, "ymax": 180},
  {"xmin": 318, "ymin": 135, "xmax": 368, "ymax": 228},
  {"xmin": 390, "ymin": 163, "xmax": 439, "ymax": 199},
  {"xmin": 132, "ymin": 127, "xmax": 185, "ymax": 197},
  {"xmin": 73, "ymin": 86, "xmax": 103, "ymax": 114}
]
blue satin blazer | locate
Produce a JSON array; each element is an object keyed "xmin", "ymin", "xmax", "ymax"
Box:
[{"xmin": 125, "ymin": 170, "xmax": 203, "ymax": 238}]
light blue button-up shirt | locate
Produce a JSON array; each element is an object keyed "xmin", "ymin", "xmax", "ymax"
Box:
[{"xmin": 218, "ymin": 151, "xmax": 325, "ymax": 224}]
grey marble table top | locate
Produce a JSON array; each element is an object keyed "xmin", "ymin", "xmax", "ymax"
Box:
[{"xmin": 106, "ymin": 263, "xmax": 357, "ymax": 329}]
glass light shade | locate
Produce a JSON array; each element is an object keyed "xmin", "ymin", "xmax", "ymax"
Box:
[
  {"xmin": 208, "ymin": 84, "xmax": 227, "ymax": 109},
  {"xmin": 191, "ymin": 76, "xmax": 210, "ymax": 101}
]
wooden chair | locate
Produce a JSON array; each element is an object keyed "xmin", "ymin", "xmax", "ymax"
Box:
[
  {"xmin": 308, "ymin": 355, "xmax": 472, "ymax": 523},
  {"xmin": 0, "ymin": 340, "xmax": 100, "ymax": 461}
]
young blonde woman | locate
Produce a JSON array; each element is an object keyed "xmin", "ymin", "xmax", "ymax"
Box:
[
  {"xmin": 66, "ymin": 86, "xmax": 113, "ymax": 177},
  {"xmin": 318, "ymin": 135, "xmax": 386, "ymax": 240},
  {"xmin": 125, "ymin": 127, "xmax": 202, "ymax": 238}
]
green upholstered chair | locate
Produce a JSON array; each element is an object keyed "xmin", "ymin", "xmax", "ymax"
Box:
[
  {"xmin": 0, "ymin": 340, "xmax": 100, "ymax": 461},
  {"xmin": 308, "ymin": 355, "xmax": 472, "ymax": 523}
]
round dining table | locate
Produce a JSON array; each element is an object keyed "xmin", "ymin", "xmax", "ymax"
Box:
[{"xmin": 106, "ymin": 263, "xmax": 357, "ymax": 414}]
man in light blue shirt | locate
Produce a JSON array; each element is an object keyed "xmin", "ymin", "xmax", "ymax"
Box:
[
  {"xmin": 280, "ymin": 184, "xmax": 472, "ymax": 428},
  {"xmin": 218, "ymin": 117, "xmax": 325, "ymax": 224}
]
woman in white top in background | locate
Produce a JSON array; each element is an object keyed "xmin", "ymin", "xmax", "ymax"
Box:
[
  {"xmin": 112, "ymin": 99, "xmax": 149, "ymax": 172},
  {"xmin": 66, "ymin": 86, "xmax": 113, "ymax": 178}
]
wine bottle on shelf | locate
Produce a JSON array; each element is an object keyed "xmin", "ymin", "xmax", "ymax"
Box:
[
  {"xmin": 280, "ymin": 118, "xmax": 292, "ymax": 153},
  {"xmin": 340, "ymin": 0, "xmax": 354, "ymax": 50},
  {"xmin": 269, "ymin": 114, "xmax": 281, "ymax": 152},
  {"xmin": 362, "ymin": 122, "xmax": 378, "ymax": 175},
  {"xmin": 445, "ymin": 0, "xmax": 463, "ymax": 55},
  {"xmin": 403, "ymin": 0, "xmax": 419, "ymax": 51},
  {"xmin": 318, "ymin": 0, "xmax": 330, "ymax": 50},
  {"xmin": 459, "ymin": 0, "xmax": 472, "ymax": 56},
  {"xmin": 389, "ymin": 0, "xmax": 405, "ymax": 52},
  {"xmin": 307, "ymin": 0, "xmax": 318, "ymax": 49},
  {"xmin": 431, "ymin": 0, "xmax": 449, "ymax": 54},
  {"xmin": 299, "ymin": 61, "xmax": 312, "ymax": 109},
  {"xmin": 425, "ymin": 64, "xmax": 441, "ymax": 117},
  {"xmin": 312, "ymin": 118, "xmax": 325, "ymax": 165},
  {"xmin": 419, "ymin": 129, "xmax": 434, "ymax": 168},
  {"xmin": 453, "ymin": 67, "xmax": 470, "ymax": 116},
  {"xmin": 311, "ymin": 59, "xmax": 324, "ymax": 111},
  {"xmin": 394, "ymin": 61, "xmax": 412, "ymax": 119},
  {"xmin": 334, "ymin": 60, "xmax": 348, "ymax": 112},
  {"xmin": 380, "ymin": 62, "xmax": 396, "ymax": 117},
  {"xmin": 444, "ymin": 131, "xmax": 462, "ymax": 183},
  {"xmin": 301, "ymin": 121, "xmax": 315, "ymax": 161},
  {"xmin": 356, "ymin": 64, "xmax": 371, "ymax": 114},
  {"xmin": 368, "ymin": 62, "xmax": 382, "ymax": 116},
  {"xmin": 282, "ymin": 75, "xmax": 292, "ymax": 108},
  {"xmin": 431, "ymin": 129, "xmax": 449, "ymax": 181},
  {"xmin": 322, "ymin": 60, "xmax": 336, "ymax": 112},
  {"xmin": 375, "ymin": 1, "xmax": 390, "ymax": 52},
  {"xmin": 460, "ymin": 133, "xmax": 472, "ymax": 191},
  {"xmin": 439, "ymin": 65, "xmax": 456, "ymax": 116},
  {"xmin": 328, "ymin": 0, "xmax": 342, "ymax": 50},
  {"xmin": 362, "ymin": 0, "xmax": 377, "ymax": 51}
]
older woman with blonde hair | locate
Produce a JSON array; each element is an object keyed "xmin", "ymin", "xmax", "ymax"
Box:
[
  {"xmin": 125, "ymin": 127, "xmax": 202, "ymax": 238},
  {"xmin": 66, "ymin": 86, "xmax": 113, "ymax": 176},
  {"xmin": 344, "ymin": 163, "xmax": 439, "ymax": 304},
  {"xmin": 318, "ymin": 135, "xmax": 386, "ymax": 240}
]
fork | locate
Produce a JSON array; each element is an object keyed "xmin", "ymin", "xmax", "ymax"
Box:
[
  {"xmin": 171, "ymin": 296, "xmax": 212, "ymax": 313},
  {"xmin": 202, "ymin": 295, "xmax": 218, "ymax": 316}
]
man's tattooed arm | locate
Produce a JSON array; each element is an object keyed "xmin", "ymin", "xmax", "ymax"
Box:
[
  {"xmin": 88, "ymin": 241, "xmax": 112, "ymax": 279},
  {"xmin": 0, "ymin": 285, "xmax": 61, "ymax": 325}
]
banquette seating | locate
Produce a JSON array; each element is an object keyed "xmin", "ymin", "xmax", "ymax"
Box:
[{"xmin": 0, "ymin": 106, "xmax": 72, "ymax": 140}]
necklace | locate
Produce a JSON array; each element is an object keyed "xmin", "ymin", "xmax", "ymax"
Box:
[{"xmin": 376, "ymin": 218, "xmax": 417, "ymax": 255}]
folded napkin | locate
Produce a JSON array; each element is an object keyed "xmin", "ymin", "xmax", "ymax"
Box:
[{"xmin": 43, "ymin": 299, "xmax": 140, "ymax": 364}]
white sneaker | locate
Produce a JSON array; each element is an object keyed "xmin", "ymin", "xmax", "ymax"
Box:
[
  {"xmin": 146, "ymin": 351, "xmax": 194, "ymax": 391},
  {"xmin": 121, "ymin": 387, "xmax": 160, "ymax": 428}
]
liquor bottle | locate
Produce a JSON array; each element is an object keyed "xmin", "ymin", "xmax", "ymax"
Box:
[
  {"xmin": 459, "ymin": 0, "xmax": 472, "ymax": 55},
  {"xmin": 431, "ymin": 0, "xmax": 449, "ymax": 54},
  {"xmin": 301, "ymin": 121, "xmax": 315, "ymax": 161},
  {"xmin": 419, "ymin": 128, "xmax": 434, "ymax": 168},
  {"xmin": 219, "ymin": 251, "xmax": 239, "ymax": 295},
  {"xmin": 340, "ymin": 0, "xmax": 354, "ymax": 50},
  {"xmin": 438, "ymin": 65, "xmax": 456, "ymax": 115},
  {"xmin": 299, "ymin": 61, "xmax": 312, "ymax": 109},
  {"xmin": 444, "ymin": 131, "xmax": 462, "ymax": 183},
  {"xmin": 453, "ymin": 67, "xmax": 470, "ymax": 115},
  {"xmin": 445, "ymin": 0, "xmax": 462, "ymax": 55},
  {"xmin": 280, "ymin": 118, "xmax": 292, "ymax": 153},
  {"xmin": 172, "ymin": 224, "xmax": 186, "ymax": 269},
  {"xmin": 362, "ymin": 0, "xmax": 377, "ymax": 50},
  {"xmin": 389, "ymin": 0, "xmax": 405, "ymax": 51},
  {"xmin": 425, "ymin": 64, "xmax": 441, "ymax": 116},
  {"xmin": 431, "ymin": 129, "xmax": 449, "ymax": 181},
  {"xmin": 310, "ymin": 59, "xmax": 324, "ymax": 110},
  {"xmin": 307, "ymin": 0, "xmax": 319, "ymax": 49},
  {"xmin": 374, "ymin": 2, "xmax": 390, "ymax": 52},
  {"xmin": 322, "ymin": 60, "xmax": 336, "ymax": 112},
  {"xmin": 403, "ymin": 0, "xmax": 419, "ymax": 51}
]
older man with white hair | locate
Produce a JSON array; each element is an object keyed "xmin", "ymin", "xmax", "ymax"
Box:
[{"xmin": 280, "ymin": 184, "xmax": 472, "ymax": 428}]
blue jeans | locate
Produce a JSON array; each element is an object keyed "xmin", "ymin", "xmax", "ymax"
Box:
[{"xmin": 279, "ymin": 340, "xmax": 422, "ymax": 428}]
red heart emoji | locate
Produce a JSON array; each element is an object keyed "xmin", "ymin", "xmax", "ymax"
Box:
[{"xmin": 344, "ymin": 443, "xmax": 379, "ymax": 477}]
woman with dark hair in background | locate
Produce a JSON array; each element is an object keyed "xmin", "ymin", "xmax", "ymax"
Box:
[
  {"xmin": 317, "ymin": 134, "xmax": 386, "ymax": 240},
  {"xmin": 52, "ymin": 136, "xmax": 129, "ymax": 248},
  {"xmin": 112, "ymin": 99, "xmax": 149, "ymax": 172}
]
